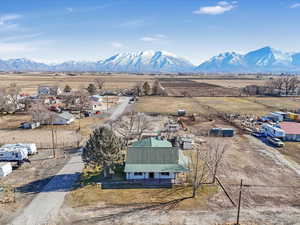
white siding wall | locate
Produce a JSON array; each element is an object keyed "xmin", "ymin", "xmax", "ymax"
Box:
[{"xmin": 126, "ymin": 172, "xmax": 176, "ymax": 180}]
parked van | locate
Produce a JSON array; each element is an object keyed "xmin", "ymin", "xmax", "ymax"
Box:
[
  {"xmin": 261, "ymin": 123, "xmax": 285, "ymax": 138},
  {"xmin": 0, "ymin": 148, "xmax": 28, "ymax": 161}
]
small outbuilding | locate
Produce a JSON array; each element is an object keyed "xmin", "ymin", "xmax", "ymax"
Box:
[{"xmin": 0, "ymin": 162, "xmax": 12, "ymax": 177}]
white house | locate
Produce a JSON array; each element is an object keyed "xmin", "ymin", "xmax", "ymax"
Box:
[
  {"xmin": 124, "ymin": 138, "xmax": 189, "ymax": 183},
  {"xmin": 38, "ymin": 85, "xmax": 62, "ymax": 96}
]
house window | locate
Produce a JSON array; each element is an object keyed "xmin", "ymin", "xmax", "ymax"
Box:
[
  {"xmin": 160, "ymin": 172, "xmax": 170, "ymax": 176},
  {"xmin": 134, "ymin": 172, "xmax": 143, "ymax": 176}
]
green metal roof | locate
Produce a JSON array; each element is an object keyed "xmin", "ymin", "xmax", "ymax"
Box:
[
  {"xmin": 125, "ymin": 147, "xmax": 189, "ymax": 173},
  {"xmin": 132, "ymin": 137, "xmax": 172, "ymax": 148}
]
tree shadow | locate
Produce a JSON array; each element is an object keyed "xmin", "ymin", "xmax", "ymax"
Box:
[
  {"xmin": 73, "ymin": 196, "xmax": 192, "ymax": 224},
  {"xmin": 16, "ymin": 173, "xmax": 81, "ymax": 194}
]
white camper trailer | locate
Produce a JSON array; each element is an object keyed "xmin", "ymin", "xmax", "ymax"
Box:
[
  {"xmin": 0, "ymin": 162, "xmax": 12, "ymax": 177},
  {"xmin": 0, "ymin": 147, "xmax": 28, "ymax": 162},
  {"xmin": 261, "ymin": 124, "xmax": 285, "ymax": 138},
  {"xmin": 2, "ymin": 143, "xmax": 37, "ymax": 155}
]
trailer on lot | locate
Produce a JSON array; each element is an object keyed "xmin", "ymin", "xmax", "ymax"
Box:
[
  {"xmin": 0, "ymin": 148, "xmax": 28, "ymax": 162},
  {"xmin": 19, "ymin": 122, "xmax": 40, "ymax": 129},
  {"xmin": 261, "ymin": 123, "xmax": 285, "ymax": 138},
  {"xmin": 0, "ymin": 162, "xmax": 12, "ymax": 177},
  {"xmin": 1, "ymin": 143, "xmax": 37, "ymax": 155}
]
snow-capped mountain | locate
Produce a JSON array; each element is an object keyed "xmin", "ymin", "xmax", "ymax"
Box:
[
  {"xmin": 1, "ymin": 47, "xmax": 300, "ymax": 73},
  {"xmin": 196, "ymin": 47, "xmax": 300, "ymax": 72},
  {"xmin": 97, "ymin": 50, "xmax": 195, "ymax": 73},
  {"xmin": 1, "ymin": 58, "xmax": 50, "ymax": 71},
  {"xmin": 197, "ymin": 52, "xmax": 245, "ymax": 72},
  {"xmin": 0, "ymin": 51, "xmax": 195, "ymax": 73}
]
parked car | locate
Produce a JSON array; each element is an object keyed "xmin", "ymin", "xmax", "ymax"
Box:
[
  {"xmin": 251, "ymin": 132, "xmax": 265, "ymax": 138},
  {"xmin": 267, "ymin": 137, "xmax": 284, "ymax": 147}
]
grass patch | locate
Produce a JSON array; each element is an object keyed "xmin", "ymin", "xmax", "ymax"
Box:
[{"xmin": 66, "ymin": 184, "xmax": 218, "ymax": 210}]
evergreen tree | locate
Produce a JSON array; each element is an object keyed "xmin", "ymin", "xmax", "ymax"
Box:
[
  {"xmin": 64, "ymin": 84, "xmax": 72, "ymax": 93},
  {"xmin": 82, "ymin": 126, "xmax": 125, "ymax": 176},
  {"xmin": 87, "ymin": 83, "xmax": 97, "ymax": 95}
]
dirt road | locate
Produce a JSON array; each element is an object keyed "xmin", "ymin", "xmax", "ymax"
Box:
[{"xmin": 10, "ymin": 97, "xmax": 130, "ymax": 225}]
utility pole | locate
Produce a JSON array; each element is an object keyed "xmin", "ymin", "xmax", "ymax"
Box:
[
  {"xmin": 236, "ymin": 179, "xmax": 243, "ymax": 225},
  {"xmin": 106, "ymin": 95, "xmax": 109, "ymax": 112},
  {"xmin": 51, "ymin": 115, "xmax": 55, "ymax": 158}
]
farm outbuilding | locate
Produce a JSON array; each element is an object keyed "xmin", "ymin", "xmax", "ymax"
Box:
[
  {"xmin": 0, "ymin": 162, "xmax": 12, "ymax": 177},
  {"xmin": 279, "ymin": 122, "xmax": 300, "ymax": 141}
]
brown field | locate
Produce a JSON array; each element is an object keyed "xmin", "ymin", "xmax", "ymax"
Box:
[
  {"xmin": 135, "ymin": 96, "xmax": 300, "ymax": 116},
  {"xmin": 159, "ymin": 78, "xmax": 242, "ymax": 97},
  {"xmin": 0, "ymin": 73, "xmax": 154, "ymax": 94},
  {"xmin": 192, "ymin": 79, "xmax": 266, "ymax": 88}
]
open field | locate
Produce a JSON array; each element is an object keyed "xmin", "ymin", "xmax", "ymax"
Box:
[
  {"xmin": 0, "ymin": 74, "xmax": 154, "ymax": 94},
  {"xmin": 135, "ymin": 96, "xmax": 300, "ymax": 116},
  {"xmin": 158, "ymin": 78, "xmax": 242, "ymax": 97},
  {"xmin": 192, "ymin": 79, "xmax": 266, "ymax": 88}
]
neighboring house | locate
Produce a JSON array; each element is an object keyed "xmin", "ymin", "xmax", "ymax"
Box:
[
  {"xmin": 38, "ymin": 85, "xmax": 62, "ymax": 96},
  {"xmin": 41, "ymin": 112, "xmax": 75, "ymax": 125},
  {"xmin": 90, "ymin": 101, "xmax": 102, "ymax": 112},
  {"xmin": 125, "ymin": 137, "xmax": 189, "ymax": 183},
  {"xmin": 90, "ymin": 95, "xmax": 103, "ymax": 103}
]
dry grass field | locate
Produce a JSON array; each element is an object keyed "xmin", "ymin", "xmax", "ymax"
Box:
[
  {"xmin": 134, "ymin": 97, "xmax": 209, "ymax": 115},
  {"xmin": 192, "ymin": 79, "xmax": 266, "ymax": 88},
  {"xmin": 0, "ymin": 73, "xmax": 154, "ymax": 94},
  {"xmin": 135, "ymin": 96, "xmax": 300, "ymax": 116}
]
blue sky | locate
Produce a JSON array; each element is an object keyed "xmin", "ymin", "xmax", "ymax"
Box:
[{"xmin": 0, "ymin": 0, "xmax": 300, "ymax": 64}]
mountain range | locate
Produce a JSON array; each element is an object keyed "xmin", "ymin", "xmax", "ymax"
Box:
[{"xmin": 1, "ymin": 47, "xmax": 300, "ymax": 73}]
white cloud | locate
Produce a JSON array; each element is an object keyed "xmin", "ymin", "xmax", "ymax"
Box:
[
  {"xmin": 0, "ymin": 14, "xmax": 22, "ymax": 31},
  {"xmin": 140, "ymin": 34, "xmax": 167, "ymax": 42},
  {"xmin": 0, "ymin": 14, "xmax": 21, "ymax": 25},
  {"xmin": 193, "ymin": 1, "xmax": 237, "ymax": 15},
  {"xmin": 111, "ymin": 42, "xmax": 123, "ymax": 48},
  {"xmin": 290, "ymin": 3, "xmax": 300, "ymax": 8}
]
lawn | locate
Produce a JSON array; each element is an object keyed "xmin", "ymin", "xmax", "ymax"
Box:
[{"xmin": 65, "ymin": 184, "xmax": 218, "ymax": 210}]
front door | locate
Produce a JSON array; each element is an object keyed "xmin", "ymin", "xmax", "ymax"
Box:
[{"xmin": 149, "ymin": 172, "xmax": 154, "ymax": 179}]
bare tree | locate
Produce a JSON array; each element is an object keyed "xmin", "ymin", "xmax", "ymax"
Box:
[
  {"xmin": 143, "ymin": 81, "xmax": 151, "ymax": 96},
  {"xmin": 0, "ymin": 83, "xmax": 21, "ymax": 113},
  {"xmin": 266, "ymin": 75, "xmax": 299, "ymax": 96},
  {"xmin": 112, "ymin": 112, "xmax": 151, "ymax": 146},
  {"xmin": 189, "ymin": 139, "xmax": 228, "ymax": 198},
  {"xmin": 133, "ymin": 81, "xmax": 144, "ymax": 96},
  {"xmin": 29, "ymin": 101, "xmax": 54, "ymax": 123},
  {"xmin": 206, "ymin": 141, "xmax": 229, "ymax": 183},
  {"xmin": 95, "ymin": 78, "xmax": 105, "ymax": 91}
]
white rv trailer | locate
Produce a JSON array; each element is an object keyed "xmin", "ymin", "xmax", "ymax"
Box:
[
  {"xmin": 261, "ymin": 123, "xmax": 285, "ymax": 138},
  {"xmin": 0, "ymin": 147, "xmax": 28, "ymax": 162},
  {"xmin": 2, "ymin": 143, "xmax": 37, "ymax": 155},
  {"xmin": 0, "ymin": 162, "xmax": 12, "ymax": 177}
]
